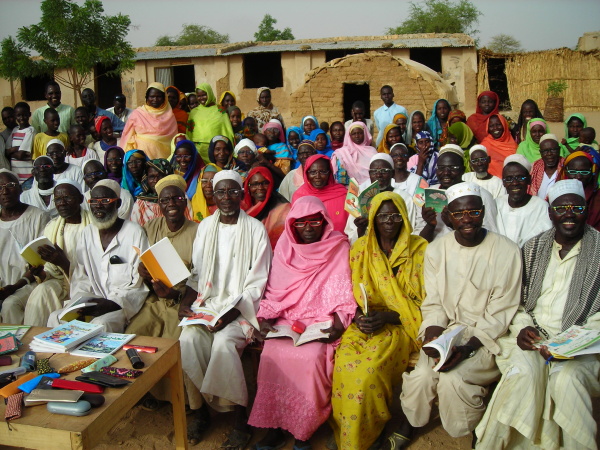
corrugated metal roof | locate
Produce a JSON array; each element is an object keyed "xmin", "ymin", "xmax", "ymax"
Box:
[{"xmin": 134, "ymin": 48, "xmax": 218, "ymax": 60}]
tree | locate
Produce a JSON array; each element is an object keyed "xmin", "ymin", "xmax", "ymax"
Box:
[
  {"xmin": 0, "ymin": 0, "xmax": 135, "ymax": 100},
  {"xmin": 386, "ymin": 0, "xmax": 481, "ymax": 37},
  {"xmin": 155, "ymin": 24, "xmax": 229, "ymax": 46},
  {"xmin": 254, "ymin": 14, "xmax": 295, "ymax": 42},
  {"xmin": 488, "ymin": 34, "xmax": 523, "ymax": 53}
]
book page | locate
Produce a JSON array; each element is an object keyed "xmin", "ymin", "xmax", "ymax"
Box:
[
  {"xmin": 540, "ymin": 325, "xmax": 600, "ymax": 357},
  {"xmin": 295, "ymin": 320, "xmax": 332, "ymax": 346},
  {"xmin": 344, "ymin": 178, "xmax": 362, "ymax": 218},
  {"xmin": 265, "ymin": 324, "xmax": 300, "ymax": 344},
  {"xmin": 20, "ymin": 236, "xmax": 54, "ymax": 267},
  {"xmin": 423, "ymin": 325, "xmax": 466, "ymax": 371},
  {"xmin": 136, "ymin": 237, "xmax": 191, "ymax": 288}
]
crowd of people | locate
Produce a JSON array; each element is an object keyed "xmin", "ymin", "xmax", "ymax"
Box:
[{"xmin": 1, "ymin": 78, "xmax": 599, "ymax": 450}]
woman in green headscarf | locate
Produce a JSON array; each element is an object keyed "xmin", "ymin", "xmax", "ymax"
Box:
[
  {"xmin": 187, "ymin": 83, "xmax": 234, "ymax": 164},
  {"xmin": 560, "ymin": 113, "xmax": 598, "ymax": 157},
  {"xmin": 516, "ymin": 118, "xmax": 550, "ymax": 163},
  {"xmin": 447, "ymin": 121, "xmax": 477, "ymax": 171}
]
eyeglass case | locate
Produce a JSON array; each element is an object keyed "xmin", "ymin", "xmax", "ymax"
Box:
[{"xmin": 47, "ymin": 400, "xmax": 92, "ymax": 416}]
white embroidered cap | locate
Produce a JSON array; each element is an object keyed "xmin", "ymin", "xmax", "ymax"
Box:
[
  {"xmin": 503, "ymin": 154, "xmax": 533, "ymax": 173},
  {"xmin": 212, "ymin": 170, "xmax": 243, "ymax": 189},
  {"xmin": 55, "ymin": 178, "xmax": 82, "ymax": 194},
  {"xmin": 93, "ymin": 179, "xmax": 121, "ymax": 197},
  {"xmin": 548, "ymin": 179, "xmax": 585, "ymax": 205},
  {"xmin": 369, "ymin": 153, "xmax": 394, "ymax": 168},
  {"xmin": 233, "ymin": 139, "xmax": 257, "ymax": 157},
  {"xmin": 446, "ymin": 181, "xmax": 481, "ymax": 204},
  {"xmin": 439, "ymin": 144, "xmax": 464, "ymax": 158},
  {"xmin": 469, "ymin": 144, "xmax": 488, "ymax": 155}
]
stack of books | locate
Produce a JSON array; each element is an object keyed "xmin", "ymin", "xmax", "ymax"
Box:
[{"xmin": 29, "ymin": 320, "xmax": 104, "ymax": 353}]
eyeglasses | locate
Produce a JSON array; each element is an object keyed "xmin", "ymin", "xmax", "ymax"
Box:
[
  {"xmin": 470, "ymin": 157, "xmax": 488, "ymax": 164},
  {"xmin": 391, "ymin": 153, "xmax": 410, "ymax": 159},
  {"xmin": 540, "ymin": 147, "xmax": 561, "ymax": 154},
  {"xmin": 0, "ymin": 182, "xmax": 19, "ymax": 191},
  {"xmin": 502, "ymin": 175, "xmax": 528, "ymax": 183},
  {"xmin": 106, "ymin": 158, "xmax": 123, "ymax": 163},
  {"xmin": 368, "ymin": 168, "xmax": 394, "ymax": 175},
  {"xmin": 236, "ymin": 150, "xmax": 253, "ymax": 156},
  {"xmin": 249, "ymin": 180, "xmax": 270, "ymax": 188},
  {"xmin": 437, "ymin": 165, "xmax": 462, "ymax": 172},
  {"xmin": 87, "ymin": 197, "xmax": 119, "ymax": 205},
  {"xmin": 293, "ymin": 219, "xmax": 324, "ymax": 228},
  {"xmin": 35, "ymin": 164, "xmax": 54, "ymax": 170},
  {"xmin": 307, "ymin": 169, "xmax": 330, "ymax": 176},
  {"xmin": 84, "ymin": 171, "xmax": 106, "ymax": 179},
  {"xmin": 551, "ymin": 205, "xmax": 586, "ymax": 215},
  {"xmin": 158, "ymin": 195, "xmax": 186, "ymax": 205},
  {"xmin": 448, "ymin": 209, "xmax": 483, "ymax": 220},
  {"xmin": 127, "ymin": 159, "xmax": 144, "ymax": 166},
  {"xmin": 175, "ymin": 155, "xmax": 193, "ymax": 161},
  {"xmin": 566, "ymin": 169, "xmax": 592, "ymax": 176},
  {"xmin": 376, "ymin": 213, "xmax": 403, "ymax": 223},
  {"xmin": 54, "ymin": 195, "xmax": 78, "ymax": 203},
  {"xmin": 200, "ymin": 178, "xmax": 212, "ymax": 184},
  {"xmin": 213, "ymin": 189, "xmax": 242, "ymax": 198}
]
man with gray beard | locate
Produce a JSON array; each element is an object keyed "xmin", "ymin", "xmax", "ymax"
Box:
[{"xmin": 48, "ymin": 179, "xmax": 149, "ymax": 331}]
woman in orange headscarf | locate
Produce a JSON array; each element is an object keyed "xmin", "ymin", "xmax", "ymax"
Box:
[
  {"xmin": 467, "ymin": 91, "xmax": 500, "ymax": 143},
  {"xmin": 166, "ymin": 86, "xmax": 189, "ymax": 133}
]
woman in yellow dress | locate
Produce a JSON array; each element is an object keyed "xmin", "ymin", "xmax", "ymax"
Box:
[{"xmin": 331, "ymin": 191, "xmax": 427, "ymax": 450}]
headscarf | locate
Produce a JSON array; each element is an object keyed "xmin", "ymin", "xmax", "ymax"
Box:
[
  {"xmin": 447, "ymin": 110, "xmax": 467, "ymax": 124},
  {"xmin": 169, "ymin": 132, "xmax": 187, "ymax": 160},
  {"xmin": 219, "ymin": 91, "xmax": 237, "ymax": 108},
  {"xmin": 427, "ymin": 98, "xmax": 450, "ymax": 148},
  {"xmin": 481, "ymin": 114, "xmax": 518, "ymax": 177},
  {"xmin": 513, "ymin": 99, "xmax": 543, "ymax": 144},
  {"xmin": 94, "ymin": 116, "xmax": 110, "ymax": 135},
  {"xmin": 138, "ymin": 158, "xmax": 174, "ymax": 202},
  {"xmin": 448, "ymin": 122, "xmax": 474, "ymax": 149},
  {"xmin": 241, "ymin": 166, "xmax": 285, "ymax": 221},
  {"xmin": 166, "ymin": 85, "xmax": 189, "ymax": 133},
  {"xmin": 170, "ymin": 139, "xmax": 204, "ymax": 198},
  {"xmin": 257, "ymin": 196, "xmax": 355, "ymax": 326},
  {"xmin": 103, "ymin": 145, "xmax": 125, "ymax": 184},
  {"xmin": 155, "ymin": 174, "xmax": 187, "ymax": 197},
  {"xmin": 331, "ymin": 121, "xmax": 377, "ymax": 184},
  {"xmin": 190, "ymin": 163, "xmax": 221, "ymax": 222},
  {"xmin": 376, "ymin": 124, "xmax": 402, "ymax": 154},
  {"xmin": 308, "ymin": 128, "xmax": 334, "ymax": 158},
  {"xmin": 234, "ymin": 138, "xmax": 258, "ymax": 157},
  {"xmin": 516, "ymin": 118, "xmax": 550, "ymax": 163},
  {"xmin": 350, "ymin": 191, "xmax": 427, "ymax": 348},
  {"xmin": 467, "ymin": 91, "xmax": 500, "ymax": 143},
  {"xmin": 301, "ymin": 116, "xmax": 319, "ymax": 139},
  {"xmin": 405, "ymin": 110, "xmax": 427, "ymax": 150},
  {"xmin": 263, "ymin": 119, "xmax": 286, "ymax": 144},
  {"xmin": 561, "ymin": 113, "xmax": 594, "ymax": 156},
  {"xmin": 208, "ymin": 135, "xmax": 236, "ymax": 169},
  {"xmin": 559, "ymin": 150, "xmax": 600, "ymax": 230},
  {"xmin": 121, "ymin": 149, "xmax": 148, "ymax": 197},
  {"xmin": 393, "ymin": 112, "xmax": 408, "ymax": 124},
  {"xmin": 195, "ymin": 83, "xmax": 216, "ymax": 107},
  {"xmin": 411, "ymin": 130, "xmax": 439, "ymax": 185},
  {"xmin": 285, "ymin": 126, "xmax": 304, "ymax": 160}
]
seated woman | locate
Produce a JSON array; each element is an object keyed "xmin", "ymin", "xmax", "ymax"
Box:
[
  {"xmin": 66, "ymin": 124, "xmax": 98, "ymax": 167},
  {"xmin": 426, "ymin": 98, "xmax": 451, "ymax": 149},
  {"xmin": 187, "ymin": 83, "xmax": 234, "ymax": 163},
  {"xmin": 121, "ymin": 149, "xmax": 148, "ymax": 198},
  {"xmin": 171, "ymin": 139, "xmax": 204, "ymax": 200},
  {"xmin": 242, "ymin": 167, "xmax": 291, "ymax": 249},
  {"xmin": 91, "ymin": 116, "xmax": 118, "ymax": 160},
  {"xmin": 309, "ymin": 128, "xmax": 334, "ymax": 158},
  {"xmin": 331, "ymin": 121, "xmax": 377, "ymax": 185},
  {"xmin": 331, "ymin": 191, "xmax": 427, "ymax": 450},
  {"xmin": 279, "ymin": 140, "xmax": 317, "ymax": 202},
  {"xmin": 233, "ymin": 138, "xmax": 258, "ymax": 180},
  {"xmin": 208, "ymin": 135, "xmax": 237, "ymax": 171},
  {"xmin": 376, "ymin": 124, "xmax": 403, "ymax": 154},
  {"xmin": 393, "ymin": 112, "xmax": 409, "ymax": 137},
  {"xmin": 263, "ymin": 119, "xmax": 293, "ymax": 175},
  {"xmin": 219, "ymin": 91, "xmax": 237, "ymax": 110},
  {"xmin": 404, "ymin": 110, "xmax": 427, "ymax": 153},
  {"xmin": 480, "ymin": 114, "xmax": 517, "ymax": 177},
  {"xmin": 292, "ymin": 154, "xmax": 348, "ymax": 234},
  {"xmin": 517, "ymin": 118, "xmax": 550, "ymax": 163},
  {"xmin": 301, "ymin": 115, "xmax": 319, "ymax": 139},
  {"xmin": 390, "ymin": 143, "xmax": 429, "ymax": 196},
  {"xmin": 285, "ymin": 126, "xmax": 303, "ymax": 163},
  {"xmin": 121, "ymin": 83, "xmax": 178, "ymax": 159},
  {"xmin": 560, "ymin": 113, "xmax": 598, "ymax": 156},
  {"xmin": 248, "ymin": 196, "xmax": 356, "ymax": 449},
  {"xmin": 247, "ymin": 87, "xmax": 284, "ymax": 131},
  {"xmin": 407, "ymin": 131, "xmax": 439, "ymax": 185},
  {"xmin": 190, "ymin": 163, "xmax": 221, "ymax": 222},
  {"xmin": 467, "ymin": 91, "xmax": 500, "ymax": 143},
  {"xmin": 104, "ymin": 146, "xmax": 125, "ymax": 185},
  {"xmin": 511, "ymin": 99, "xmax": 543, "ymax": 144}
]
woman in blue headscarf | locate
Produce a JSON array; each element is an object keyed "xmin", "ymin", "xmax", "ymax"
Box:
[
  {"xmin": 122, "ymin": 149, "xmax": 149, "ymax": 198},
  {"xmin": 286, "ymin": 126, "xmax": 303, "ymax": 159},
  {"xmin": 407, "ymin": 131, "xmax": 439, "ymax": 185},
  {"xmin": 301, "ymin": 115, "xmax": 319, "ymax": 139},
  {"xmin": 309, "ymin": 128, "xmax": 334, "ymax": 158},
  {"xmin": 426, "ymin": 99, "xmax": 451, "ymax": 150},
  {"xmin": 170, "ymin": 139, "xmax": 204, "ymax": 199}
]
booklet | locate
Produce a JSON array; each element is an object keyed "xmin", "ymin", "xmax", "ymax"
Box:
[
  {"xmin": 133, "ymin": 237, "xmax": 191, "ymax": 288},
  {"xmin": 344, "ymin": 178, "xmax": 380, "ymax": 218},
  {"xmin": 265, "ymin": 320, "xmax": 332, "ymax": 346},
  {"xmin": 178, "ymin": 294, "xmax": 243, "ymax": 327},
  {"xmin": 70, "ymin": 332, "xmax": 136, "ymax": 358},
  {"xmin": 31, "ymin": 320, "xmax": 104, "ymax": 352},
  {"xmin": 414, "ymin": 187, "xmax": 448, "ymax": 213},
  {"xmin": 57, "ymin": 294, "xmax": 104, "ymax": 321},
  {"xmin": 422, "ymin": 325, "xmax": 466, "ymax": 372},
  {"xmin": 0, "ymin": 325, "xmax": 30, "ymax": 341},
  {"xmin": 19, "ymin": 236, "xmax": 54, "ymax": 267},
  {"xmin": 537, "ymin": 325, "xmax": 600, "ymax": 359}
]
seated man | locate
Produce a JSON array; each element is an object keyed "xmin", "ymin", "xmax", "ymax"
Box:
[
  {"xmin": 81, "ymin": 159, "xmax": 134, "ymax": 220},
  {"xmin": 394, "ymin": 182, "xmax": 521, "ymax": 448},
  {"xmin": 20, "ymin": 156, "xmax": 58, "ymax": 218},
  {"xmin": 0, "ymin": 169, "xmax": 50, "ymax": 323},
  {"xmin": 178, "ymin": 170, "xmax": 272, "ymax": 448},
  {"xmin": 23, "ymin": 179, "xmax": 91, "ymax": 326},
  {"xmin": 48, "ymin": 179, "xmax": 149, "ymax": 331},
  {"xmin": 476, "ymin": 179, "xmax": 600, "ymax": 450},
  {"xmin": 462, "ymin": 144, "xmax": 506, "ymax": 199},
  {"xmin": 495, "ymin": 154, "xmax": 552, "ymax": 247},
  {"xmin": 46, "ymin": 140, "xmax": 85, "ymax": 190}
]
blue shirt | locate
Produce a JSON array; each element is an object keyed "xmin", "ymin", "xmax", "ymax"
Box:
[
  {"xmin": 374, "ymin": 102, "xmax": 408, "ymax": 146},
  {"xmin": 95, "ymin": 107, "xmax": 125, "ymax": 132}
]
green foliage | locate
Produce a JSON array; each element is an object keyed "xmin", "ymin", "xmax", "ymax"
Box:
[
  {"xmin": 0, "ymin": 0, "xmax": 135, "ymax": 97},
  {"xmin": 254, "ymin": 14, "xmax": 295, "ymax": 42},
  {"xmin": 386, "ymin": 0, "xmax": 481, "ymax": 37},
  {"xmin": 488, "ymin": 34, "xmax": 523, "ymax": 53},
  {"xmin": 155, "ymin": 24, "xmax": 229, "ymax": 47},
  {"xmin": 547, "ymin": 80, "xmax": 568, "ymax": 98}
]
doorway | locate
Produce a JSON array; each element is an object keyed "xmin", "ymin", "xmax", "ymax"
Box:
[
  {"xmin": 173, "ymin": 65, "xmax": 196, "ymax": 94},
  {"xmin": 343, "ymin": 83, "xmax": 371, "ymax": 122},
  {"xmin": 96, "ymin": 63, "xmax": 122, "ymax": 109}
]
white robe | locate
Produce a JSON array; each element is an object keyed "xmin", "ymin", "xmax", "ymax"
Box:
[
  {"xmin": 462, "ymin": 172, "xmax": 506, "ymax": 199},
  {"xmin": 495, "ymin": 194, "xmax": 553, "ymax": 248},
  {"xmin": 54, "ymin": 163, "xmax": 85, "ymax": 192},
  {"xmin": 83, "ymin": 188, "xmax": 134, "ymax": 220},
  {"xmin": 20, "ymin": 181, "xmax": 57, "ymax": 219}
]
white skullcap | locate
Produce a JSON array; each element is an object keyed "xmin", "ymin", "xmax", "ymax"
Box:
[
  {"xmin": 390, "ymin": 143, "xmax": 409, "ymax": 153},
  {"xmin": 548, "ymin": 179, "xmax": 585, "ymax": 205},
  {"xmin": 369, "ymin": 153, "xmax": 394, "ymax": 168},
  {"xmin": 93, "ymin": 179, "xmax": 121, "ymax": 197},
  {"xmin": 0, "ymin": 168, "xmax": 19, "ymax": 182},
  {"xmin": 82, "ymin": 158, "xmax": 103, "ymax": 174},
  {"xmin": 46, "ymin": 139, "xmax": 65, "ymax": 150},
  {"xmin": 212, "ymin": 170, "xmax": 243, "ymax": 189},
  {"xmin": 503, "ymin": 154, "xmax": 532, "ymax": 173},
  {"xmin": 233, "ymin": 138, "xmax": 257, "ymax": 157},
  {"xmin": 446, "ymin": 181, "xmax": 481, "ymax": 204},
  {"xmin": 469, "ymin": 144, "xmax": 488, "ymax": 155},
  {"xmin": 55, "ymin": 178, "xmax": 82, "ymax": 194},
  {"xmin": 439, "ymin": 144, "xmax": 464, "ymax": 158},
  {"xmin": 34, "ymin": 155, "xmax": 52, "ymax": 164},
  {"xmin": 539, "ymin": 133, "xmax": 559, "ymax": 146}
]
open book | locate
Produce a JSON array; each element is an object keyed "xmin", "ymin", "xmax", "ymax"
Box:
[
  {"xmin": 178, "ymin": 294, "xmax": 243, "ymax": 327},
  {"xmin": 19, "ymin": 236, "xmax": 54, "ymax": 267},
  {"xmin": 414, "ymin": 187, "xmax": 448, "ymax": 213},
  {"xmin": 423, "ymin": 325, "xmax": 466, "ymax": 372},
  {"xmin": 70, "ymin": 332, "xmax": 136, "ymax": 358},
  {"xmin": 58, "ymin": 294, "xmax": 103, "ymax": 321},
  {"xmin": 538, "ymin": 325, "xmax": 600, "ymax": 359},
  {"xmin": 265, "ymin": 321, "xmax": 332, "ymax": 346},
  {"xmin": 133, "ymin": 237, "xmax": 191, "ymax": 288},
  {"xmin": 344, "ymin": 178, "xmax": 380, "ymax": 218}
]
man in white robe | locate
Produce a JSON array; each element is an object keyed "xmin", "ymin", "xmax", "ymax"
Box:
[
  {"xmin": 20, "ymin": 156, "xmax": 58, "ymax": 218},
  {"xmin": 46, "ymin": 140, "xmax": 85, "ymax": 190},
  {"xmin": 393, "ymin": 182, "xmax": 521, "ymax": 447},
  {"xmin": 179, "ymin": 170, "xmax": 272, "ymax": 448},
  {"xmin": 81, "ymin": 159, "xmax": 133, "ymax": 220},
  {"xmin": 495, "ymin": 154, "xmax": 552, "ymax": 247},
  {"xmin": 476, "ymin": 179, "xmax": 600, "ymax": 450},
  {"xmin": 48, "ymin": 179, "xmax": 148, "ymax": 331},
  {"xmin": 23, "ymin": 179, "xmax": 91, "ymax": 326},
  {"xmin": 0, "ymin": 169, "xmax": 50, "ymax": 323},
  {"xmin": 462, "ymin": 144, "xmax": 506, "ymax": 199}
]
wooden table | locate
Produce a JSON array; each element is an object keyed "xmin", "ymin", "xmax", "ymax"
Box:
[{"xmin": 0, "ymin": 327, "xmax": 188, "ymax": 450}]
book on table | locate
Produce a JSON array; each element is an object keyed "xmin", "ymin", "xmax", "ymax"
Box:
[
  {"xmin": 537, "ymin": 325, "xmax": 600, "ymax": 359},
  {"xmin": 19, "ymin": 236, "xmax": 54, "ymax": 267},
  {"xmin": 422, "ymin": 325, "xmax": 466, "ymax": 372},
  {"xmin": 265, "ymin": 320, "xmax": 332, "ymax": 347},
  {"xmin": 0, "ymin": 325, "xmax": 30, "ymax": 341},
  {"xmin": 69, "ymin": 332, "xmax": 136, "ymax": 358},
  {"xmin": 178, "ymin": 294, "xmax": 243, "ymax": 327},
  {"xmin": 133, "ymin": 237, "xmax": 190, "ymax": 288},
  {"xmin": 30, "ymin": 320, "xmax": 104, "ymax": 353},
  {"xmin": 344, "ymin": 178, "xmax": 380, "ymax": 218}
]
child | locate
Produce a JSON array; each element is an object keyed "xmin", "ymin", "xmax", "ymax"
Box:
[
  {"xmin": 90, "ymin": 116, "xmax": 118, "ymax": 159},
  {"xmin": 7, "ymin": 102, "xmax": 36, "ymax": 184},
  {"xmin": 74, "ymin": 106, "xmax": 95, "ymax": 146},
  {"xmin": 66, "ymin": 124, "xmax": 98, "ymax": 167},
  {"xmin": 329, "ymin": 121, "xmax": 345, "ymax": 151},
  {"xmin": 564, "ymin": 127, "xmax": 598, "ymax": 153},
  {"xmin": 32, "ymin": 108, "xmax": 69, "ymax": 159}
]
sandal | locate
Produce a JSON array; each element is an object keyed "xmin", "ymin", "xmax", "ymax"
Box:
[
  {"xmin": 140, "ymin": 395, "xmax": 163, "ymax": 412},
  {"xmin": 187, "ymin": 410, "xmax": 211, "ymax": 445},
  {"xmin": 221, "ymin": 428, "xmax": 252, "ymax": 449},
  {"xmin": 385, "ymin": 432, "xmax": 411, "ymax": 450}
]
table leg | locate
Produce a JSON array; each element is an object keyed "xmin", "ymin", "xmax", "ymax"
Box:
[{"xmin": 169, "ymin": 346, "xmax": 188, "ymax": 450}]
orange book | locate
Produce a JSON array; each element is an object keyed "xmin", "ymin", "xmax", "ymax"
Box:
[{"xmin": 133, "ymin": 237, "xmax": 190, "ymax": 288}]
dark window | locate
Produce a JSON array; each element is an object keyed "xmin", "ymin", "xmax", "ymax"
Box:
[
  {"xmin": 409, "ymin": 48, "xmax": 442, "ymax": 73},
  {"xmin": 96, "ymin": 62, "xmax": 123, "ymax": 109},
  {"xmin": 244, "ymin": 53, "xmax": 283, "ymax": 89},
  {"xmin": 325, "ymin": 49, "xmax": 363, "ymax": 62},
  {"xmin": 487, "ymin": 58, "xmax": 511, "ymax": 111},
  {"xmin": 173, "ymin": 65, "xmax": 196, "ymax": 94},
  {"xmin": 22, "ymin": 74, "xmax": 54, "ymax": 102},
  {"xmin": 343, "ymin": 83, "xmax": 370, "ymax": 122}
]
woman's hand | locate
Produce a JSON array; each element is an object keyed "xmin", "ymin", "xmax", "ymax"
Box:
[
  {"xmin": 320, "ymin": 313, "xmax": 345, "ymax": 343},
  {"xmin": 354, "ymin": 217, "xmax": 368, "ymax": 238},
  {"xmin": 355, "ymin": 311, "xmax": 399, "ymax": 335}
]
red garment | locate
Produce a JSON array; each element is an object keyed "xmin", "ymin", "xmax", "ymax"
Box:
[
  {"xmin": 242, "ymin": 166, "xmax": 275, "ymax": 217},
  {"xmin": 467, "ymin": 91, "xmax": 500, "ymax": 143},
  {"xmin": 529, "ymin": 158, "xmax": 565, "ymax": 197},
  {"xmin": 331, "ymin": 140, "xmax": 343, "ymax": 151},
  {"xmin": 480, "ymin": 115, "xmax": 517, "ymax": 178}
]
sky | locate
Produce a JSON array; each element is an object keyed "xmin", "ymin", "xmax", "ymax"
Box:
[{"xmin": 0, "ymin": 0, "xmax": 598, "ymax": 51}]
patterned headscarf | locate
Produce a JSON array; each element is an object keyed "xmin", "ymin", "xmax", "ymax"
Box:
[{"xmin": 138, "ymin": 158, "xmax": 174, "ymax": 202}]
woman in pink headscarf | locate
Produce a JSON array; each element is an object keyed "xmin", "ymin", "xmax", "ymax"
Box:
[
  {"xmin": 331, "ymin": 121, "xmax": 377, "ymax": 185},
  {"xmin": 248, "ymin": 196, "xmax": 356, "ymax": 449}
]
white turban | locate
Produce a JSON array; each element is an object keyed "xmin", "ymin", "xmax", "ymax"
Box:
[
  {"xmin": 469, "ymin": 144, "xmax": 488, "ymax": 155},
  {"xmin": 233, "ymin": 139, "xmax": 257, "ymax": 157},
  {"xmin": 439, "ymin": 144, "xmax": 464, "ymax": 158},
  {"xmin": 369, "ymin": 153, "xmax": 394, "ymax": 168},
  {"xmin": 548, "ymin": 179, "xmax": 585, "ymax": 205},
  {"xmin": 446, "ymin": 181, "xmax": 481, "ymax": 204},
  {"xmin": 212, "ymin": 170, "xmax": 243, "ymax": 189},
  {"xmin": 539, "ymin": 133, "xmax": 559, "ymax": 146},
  {"xmin": 503, "ymin": 154, "xmax": 532, "ymax": 173},
  {"xmin": 55, "ymin": 178, "xmax": 82, "ymax": 194},
  {"xmin": 46, "ymin": 139, "xmax": 65, "ymax": 150},
  {"xmin": 93, "ymin": 179, "xmax": 121, "ymax": 197}
]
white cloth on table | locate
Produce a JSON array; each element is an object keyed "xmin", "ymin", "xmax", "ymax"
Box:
[
  {"xmin": 495, "ymin": 194, "xmax": 553, "ymax": 248},
  {"xmin": 462, "ymin": 172, "xmax": 506, "ymax": 199}
]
